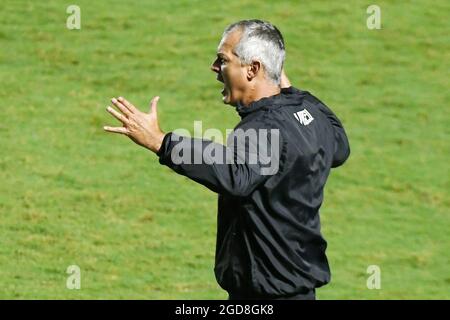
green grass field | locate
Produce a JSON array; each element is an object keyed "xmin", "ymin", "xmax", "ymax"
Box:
[{"xmin": 0, "ymin": 0, "xmax": 448, "ymax": 299}]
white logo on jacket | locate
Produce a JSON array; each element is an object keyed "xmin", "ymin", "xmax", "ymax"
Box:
[{"xmin": 294, "ymin": 109, "xmax": 314, "ymax": 126}]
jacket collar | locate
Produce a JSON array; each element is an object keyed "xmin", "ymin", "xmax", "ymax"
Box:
[{"xmin": 235, "ymin": 86, "xmax": 304, "ymax": 118}]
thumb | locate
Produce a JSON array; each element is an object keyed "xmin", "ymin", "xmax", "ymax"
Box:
[{"xmin": 149, "ymin": 96, "xmax": 160, "ymax": 115}]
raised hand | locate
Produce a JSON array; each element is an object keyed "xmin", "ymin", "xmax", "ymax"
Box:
[{"xmin": 104, "ymin": 96, "xmax": 166, "ymax": 153}]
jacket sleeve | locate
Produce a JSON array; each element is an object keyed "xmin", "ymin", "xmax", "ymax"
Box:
[
  {"xmin": 313, "ymin": 100, "xmax": 350, "ymax": 168},
  {"xmin": 157, "ymin": 123, "xmax": 283, "ymax": 197},
  {"xmin": 285, "ymin": 87, "xmax": 350, "ymax": 168}
]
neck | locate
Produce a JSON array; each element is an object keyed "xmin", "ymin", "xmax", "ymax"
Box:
[{"xmin": 241, "ymin": 80, "xmax": 281, "ymax": 106}]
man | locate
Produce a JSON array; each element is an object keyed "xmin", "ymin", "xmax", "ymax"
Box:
[{"xmin": 104, "ymin": 19, "xmax": 350, "ymax": 300}]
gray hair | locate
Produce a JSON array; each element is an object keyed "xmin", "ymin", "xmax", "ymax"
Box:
[{"xmin": 219, "ymin": 19, "xmax": 285, "ymax": 85}]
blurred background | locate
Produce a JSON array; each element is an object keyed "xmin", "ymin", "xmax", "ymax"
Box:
[{"xmin": 0, "ymin": 0, "xmax": 448, "ymax": 299}]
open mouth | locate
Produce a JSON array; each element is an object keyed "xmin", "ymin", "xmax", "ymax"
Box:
[
  {"xmin": 220, "ymin": 80, "xmax": 227, "ymax": 96},
  {"xmin": 217, "ymin": 74, "xmax": 227, "ymax": 99}
]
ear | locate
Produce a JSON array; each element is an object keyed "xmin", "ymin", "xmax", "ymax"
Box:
[{"xmin": 246, "ymin": 60, "xmax": 261, "ymax": 81}]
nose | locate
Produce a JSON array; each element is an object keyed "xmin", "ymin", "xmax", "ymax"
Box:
[{"xmin": 210, "ymin": 58, "xmax": 220, "ymax": 73}]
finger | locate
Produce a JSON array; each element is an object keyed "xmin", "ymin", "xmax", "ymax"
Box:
[
  {"xmin": 103, "ymin": 126, "xmax": 128, "ymax": 135},
  {"xmin": 149, "ymin": 96, "xmax": 160, "ymax": 115},
  {"xmin": 106, "ymin": 106, "xmax": 130, "ymax": 125},
  {"xmin": 111, "ymin": 98, "xmax": 132, "ymax": 117},
  {"xmin": 117, "ymin": 96, "xmax": 138, "ymax": 113}
]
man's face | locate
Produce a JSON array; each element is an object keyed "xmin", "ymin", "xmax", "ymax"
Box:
[{"xmin": 211, "ymin": 31, "xmax": 249, "ymax": 106}]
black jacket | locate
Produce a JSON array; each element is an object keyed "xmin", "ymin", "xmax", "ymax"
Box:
[{"xmin": 157, "ymin": 86, "xmax": 350, "ymax": 297}]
